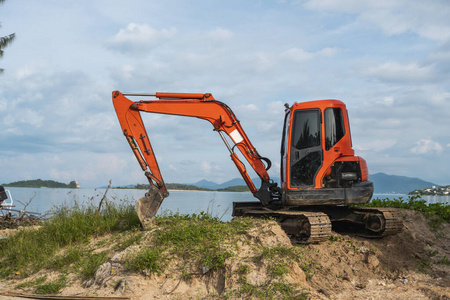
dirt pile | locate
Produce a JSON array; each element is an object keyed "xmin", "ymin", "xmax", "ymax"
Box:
[
  {"xmin": 0, "ymin": 209, "xmax": 449, "ymax": 299},
  {"xmin": 305, "ymin": 209, "xmax": 450, "ymax": 299}
]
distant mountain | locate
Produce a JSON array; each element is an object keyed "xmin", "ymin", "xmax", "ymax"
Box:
[
  {"xmin": 370, "ymin": 173, "xmax": 436, "ymax": 194},
  {"xmin": 191, "ymin": 173, "xmax": 436, "ymax": 195},
  {"xmin": 194, "ymin": 177, "xmax": 281, "ymax": 189},
  {"xmin": 194, "ymin": 179, "xmax": 220, "ymax": 190},
  {"xmin": 218, "ymin": 178, "xmax": 248, "ymax": 189}
]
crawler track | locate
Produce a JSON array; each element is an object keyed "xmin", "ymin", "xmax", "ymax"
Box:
[
  {"xmin": 237, "ymin": 207, "xmax": 332, "ymax": 243},
  {"xmin": 232, "ymin": 202, "xmax": 404, "ymax": 244},
  {"xmin": 351, "ymin": 207, "xmax": 404, "ymax": 237}
]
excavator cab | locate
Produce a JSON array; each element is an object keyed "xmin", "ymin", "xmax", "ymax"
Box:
[{"xmin": 280, "ymin": 100, "xmax": 373, "ymax": 206}]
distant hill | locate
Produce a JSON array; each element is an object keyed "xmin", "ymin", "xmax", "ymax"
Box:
[
  {"xmin": 194, "ymin": 177, "xmax": 280, "ymax": 190},
  {"xmin": 2, "ymin": 179, "xmax": 79, "ymax": 189},
  {"xmin": 194, "ymin": 179, "xmax": 220, "ymax": 190},
  {"xmin": 193, "ymin": 173, "xmax": 437, "ymax": 195},
  {"xmin": 116, "ymin": 173, "xmax": 437, "ymax": 195},
  {"xmin": 370, "ymin": 173, "xmax": 436, "ymax": 194}
]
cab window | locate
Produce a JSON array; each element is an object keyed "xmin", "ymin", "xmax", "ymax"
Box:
[
  {"xmin": 325, "ymin": 108, "xmax": 345, "ymax": 150},
  {"xmin": 291, "ymin": 110, "xmax": 321, "ymax": 150}
]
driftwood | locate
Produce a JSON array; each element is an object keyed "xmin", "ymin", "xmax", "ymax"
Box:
[
  {"xmin": 98, "ymin": 180, "xmax": 112, "ymax": 212},
  {"xmin": 0, "ymin": 192, "xmax": 44, "ymax": 230}
]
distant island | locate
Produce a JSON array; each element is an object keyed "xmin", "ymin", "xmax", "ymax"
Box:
[
  {"xmin": 116, "ymin": 183, "xmax": 250, "ymax": 193},
  {"xmin": 113, "ymin": 173, "xmax": 447, "ymax": 195},
  {"xmin": 2, "ymin": 179, "xmax": 80, "ymax": 189},
  {"xmin": 409, "ymin": 185, "xmax": 450, "ymax": 196}
]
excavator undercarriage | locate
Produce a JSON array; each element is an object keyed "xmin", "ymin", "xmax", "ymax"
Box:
[{"xmin": 232, "ymin": 202, "xmax": 403, "ymax": 243}]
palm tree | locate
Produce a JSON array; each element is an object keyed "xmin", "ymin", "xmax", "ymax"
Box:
[{"xmin": 0, "ymin": 0, "xmax": 15, "ymax": 73}]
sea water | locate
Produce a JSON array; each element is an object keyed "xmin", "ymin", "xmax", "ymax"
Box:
[{"xmin": 2, "ymin": 187, "xmax": 449, "ymax": 222}]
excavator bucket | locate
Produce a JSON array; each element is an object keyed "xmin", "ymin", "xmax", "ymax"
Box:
[{"xmin": 136, "ymin": 185, "xmax": 168, "ymax": 228}]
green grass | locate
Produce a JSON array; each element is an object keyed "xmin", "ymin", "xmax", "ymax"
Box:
[
  {"xmin": 0, "ymin": 202, "xmax": 140, "ymax": 279},
  {"xmin": 113, "ymin": 231, "xmax": 143, "ymax": 251},
  {"xmin": 33, "ymin": 275, "xmax": 67, "ymax": 294},
  {"xmin": 256, "ymin": 245, "xmax": 298, "ymax": 261},
  {"xmin": 233, "ymin": 281, "xmax": 308, "ymax": 300},
  {"xmin": 47, "ymin": 246, "xmax": 84, "ymax": 271},
  {"xmin": 268, "ymin": 262, "xmax": 290, "ymax": 278},
  {"xmin": 77, "ymin": 251, "xmax": 109, "ymax": 280},
  {"xmin": 436, "ymin": 255, "xmax": 450, "ymax": 265},
  {"xmin": 16, "ymin": 275, "xmax": 67, "ymax": 294},
  {"xmin": 125, "ymin": 248, "xmax": 164, "ymax": 275},
  {"xmin": 125, "ymin": 211, "xmax": 253, "ymax": 276}
]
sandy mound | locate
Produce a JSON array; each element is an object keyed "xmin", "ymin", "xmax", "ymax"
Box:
[{"xmin": 0, "ymin": 209, "xmax": 449, "ymax": 299}]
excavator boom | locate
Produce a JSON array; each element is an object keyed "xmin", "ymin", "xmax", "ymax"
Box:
[{"xmin": 112, "ymin": 91, "xmax": 277, "ymax": 226}]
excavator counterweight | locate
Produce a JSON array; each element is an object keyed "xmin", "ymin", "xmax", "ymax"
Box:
[{"xmin": 113, "ymin": 90, "xmax": 402, "ymax": 242}]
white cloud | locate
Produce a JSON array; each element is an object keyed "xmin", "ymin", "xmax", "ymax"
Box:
[
  {"xmin": 282, "ymin": 47, "xmax": 338, "ymax": 62},
  {"xmin": 267, "ymin": 101, "xmax": 285, "ymax": 115},
  {"xmin": 111, "ymin": 23, "xmax": 177, "ymax": 43},
  {"xmin": 238, "ymin": 104, "xmax": 259, "ymax": 111},
  {"xmin": 253, "ymin": 52, "xmax": 276, "ymax": 71},
  {"xmin": 411, "ymin": 139, "xmax": 443, "ymax": 155},
  {"xmin": 207, "ymin": 28, "xmax": 233, "ymax": 41},
  {"xmin": 283, "ymin": 48, "xmax": 314, "ymax": 62},
  {"xmin": 256, "ymin": 121, "xmax": 278, "ymax": 133},
  {"xmin": 108, "ymin": 23, "xmax": 177, "ymax": 54},
  {"xmin": 354, "ymin": 139, "xmax": 397, "ymax": 152},
  {"xmin": 363, "ymin": 62, "xmax": 434, "ymax": 83},
  {"xmin": 14, "ymin": 61, "xmax": 49, "ymax": 80},
  {"xmin": 430, "ymin": 92, "xmax": 450, "ymax": 105},
  {"xmin": 317, "ymin": 47, "xmax": 338, "ymax": 57},
  {"xmin": 304, "ymin": 0, "xmax": 450, "ymax": 41},
  {"xmin": 375, "ymin": 96, "xmax": 394, "ymax": 106},
  {"xmin": 201, "ymin": 161, "xmax": 211, "ymax": 172}
]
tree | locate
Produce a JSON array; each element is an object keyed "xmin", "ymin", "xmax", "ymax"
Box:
[{"xmin": 0, "ymin": 0, "xmax": 15, "ymax": 73}]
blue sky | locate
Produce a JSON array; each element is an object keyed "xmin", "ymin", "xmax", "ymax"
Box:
[{"xmin": 1, "ymin": 0, "xmax": 449, "ymax": 188}]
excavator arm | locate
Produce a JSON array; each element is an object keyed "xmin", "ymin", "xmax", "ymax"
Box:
[{"xmin": 112, "ymin": 91, "xmax": 279, "ymax": 226}]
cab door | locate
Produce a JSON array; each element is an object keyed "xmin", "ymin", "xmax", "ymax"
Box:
[{"xmin": 288, "ymin": 109, "xmax": 323, "ymax": 188}]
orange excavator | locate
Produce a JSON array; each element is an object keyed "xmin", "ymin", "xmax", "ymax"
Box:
[{"xmin": 113, "ymin": 91, "xmax": 402, "ymax": 243}]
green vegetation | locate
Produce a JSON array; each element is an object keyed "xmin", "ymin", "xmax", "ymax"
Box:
[
  {"xmin": 0, "ymin": 201, "xmax": 310, "ymax": 299},
  {"xmin": 124, "ymin": 211, "xmax": 252, "ymax": 275},
  {"xmin": 217, "ymin": 185, "xmax": 250, "ymax": 192},
  {"xmin": 232, "ymin": 244, "xmax": 310, "ymax": 299},
  {"xmin": 33, "ymin": 275, "xmax": 67, "ymax": 295},
  {"xmin": 234, "ymin": 281, "xmax": 308, "ymax": 300},
  {"xmin": 1, "ymin": 0, "xmax": 16, "ymax": 74},
  {"xmin": 357, "ymin": 195, "xmax": 450, "ymax": 229},
  {"xmin": 15, "ymin": 275, "xmax": 67, "ymax": 295},
  {"xmin": 2, "ymin": 179, "xmax": 78, "ymax": 188},
  {"xmin": 0, "ymin": 202, "xmax": 140, "ymax": 280},
  {"xmin": 436, "ymin": 255, "xmax": 450, "ymax": 265}
]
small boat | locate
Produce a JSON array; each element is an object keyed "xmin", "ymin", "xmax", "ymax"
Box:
[{"xmin": 0, "ymin": 185, "xmax": 14, "ymax": 214}]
